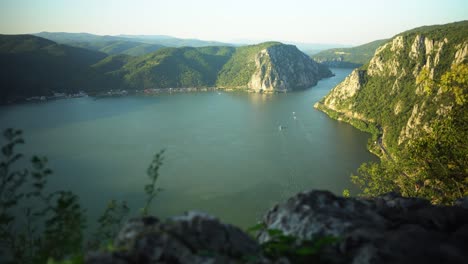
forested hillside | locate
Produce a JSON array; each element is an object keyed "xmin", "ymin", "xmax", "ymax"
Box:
[
  {"xmin": 315, "ymin": 21, "xmax": 468, "ymax": 203},
  {"xmin": 312, "ymin": 39, "xmax": 388, "ymax": 68},
  {"xmin": 0, "ymin": 34, "xmax": 108, "ymax": 103}
]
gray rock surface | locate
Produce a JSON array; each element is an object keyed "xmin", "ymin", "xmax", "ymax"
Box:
[
  {"xmin": 259, "ymin": 190, "xmax": 468, "ymax": 264},
  {"xmin": 248, "ymin": 44, "xmax": 333, "ymax": 92},
  {"xmin": 86, "ymin": 211, "xmax": 262, "ymax": 264},
  {"xmin": 86, "ymin": 191, "xmax": 468, "ymax": 264}
]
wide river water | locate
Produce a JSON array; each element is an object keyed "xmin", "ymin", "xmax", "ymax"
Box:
[{"xmin": 0, "ymin": 68, "xmax": 377, "ymax": 229}]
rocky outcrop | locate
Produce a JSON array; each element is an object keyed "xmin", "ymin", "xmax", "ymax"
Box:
[
  {"xmin": 217, "ymin": 42, "xmax": 333, "ymax": 92},
  {"xmin": 259, "ymin": 190, "xmax": 468, "ymax": 264},
  {"xmin": 86, "ymin": 190, "xmax": 468, "ymax": 264},
  {"xmin": 319, "ymin": 69, "xmax": 366, "ymax": 110},
  {"xmin": 248, "ymin": 44, "xmax": 333, "ymax": 92},
  {"xmin": 315, "ymin": 21, "xmax": 468, "ymax": 155},
  {"xmin": 86, "ymin": 211, "xmax": 262, "ymax": 264}
]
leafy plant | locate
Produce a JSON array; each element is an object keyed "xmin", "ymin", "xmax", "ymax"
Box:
[
  {"xmin": 141, "ymin": 149, "xmax": 165, "ymax": 216},
  {"xmin": 88, "ymin": 199, "xmax": 129, "ymax": 250},
  {"xmin": 248, "ymin": 223, "xmax": 339, "ymax": 263},
  {"xmin": 0, "ymin": 129, "xmax": 86, "ymax": 263}
]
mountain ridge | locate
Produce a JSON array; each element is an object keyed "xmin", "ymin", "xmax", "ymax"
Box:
[
  {"xmin": 312, "ymin": 39, "xmax": 388, "ymax": 68},
  {"xmin": 0, "ymin": 35, "xmax": 332, "ymax": 103}
]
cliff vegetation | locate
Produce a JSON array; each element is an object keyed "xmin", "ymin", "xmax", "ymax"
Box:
[{"xmin": 315, "ymin": 21, "xmax": 468, "ymax": 204}]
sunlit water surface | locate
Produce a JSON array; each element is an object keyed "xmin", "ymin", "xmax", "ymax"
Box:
[{"xmin": 0, "ymin": 68, "xmax": 377, "ymax": 229}]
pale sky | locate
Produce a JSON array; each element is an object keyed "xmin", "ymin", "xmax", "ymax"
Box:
[{"xmin": 0, "ymin": 0, "xmax": 466, "ymax": 45}]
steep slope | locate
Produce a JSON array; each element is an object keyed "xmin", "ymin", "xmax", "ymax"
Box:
[
  {"xmin": 315, "ymin": 21, "xmax": 468, "ymax": 203},
  {"xmin": 312, "ymin": 39, "xmax": 388, "ymax": 68},
  {"xmin": 0, "ymin": 34, "xmax": 108, "ymax": 103},
  {"xmin": 217, "ymin": 42, "xmax": 333, "ymax": 92},
  {"xmin": 119, "ymin": 46, "xmax": 236, "ymax": 89}
]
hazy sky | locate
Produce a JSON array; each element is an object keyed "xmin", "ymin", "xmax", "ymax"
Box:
[{"xmin": 0, "ymin": 0, "xmax": 466, "ymax": 45}]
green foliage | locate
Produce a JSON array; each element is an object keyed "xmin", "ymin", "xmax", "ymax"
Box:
[
  {"xmin": 0, "ymin": 128, "xmax": 168, "ymax": 262},
  {"xmin": 46, "ymin": 254, "xmax": 84, "ymax": 264},
  {"xmin": 91, "ymin": 54, "xmax": 131, "ymax": 73},
  {"xmin": 399, "ymin": 20, "xmax": 468, "ymax": 44},
  {"xmin": 319, "ymin": 22, "xmax": 468, "ymax": 204},
  {"xmin": 142, "ymin": 149, "xmax": 165, "ymax": 216},
  {"xmin": 351, "ymin": 64, "xmax": 468, "ymax": 204},
  {"xmin": 40, "ymin": 191, "xmax": 87, "ymax": 261},
  {"xmin": 249, "ymin": 223, "xmax": 339, "ymax": 263},
  {"xmin": 121, "ymin": 46, "xmax": 235, "ymax": 89},
  {"xmin": 65, "ymin": 40, "xmax": 165, "ymax": 57},
  {"xmin": 416, "ymin": 68, "xmax": 435, "ymax": 95},
  {"xmin": 88, "ymin": 200, "xmax": 129, "ymax": 250},
  {"xmin": 0, "ymin": 34, "xmax": 236, "ymax": 103},
  {"xmin": 0, "ymin": 129, "xmax": 86, "ymax": 263},
  {"xmin": 1, "ymin": 36, "xmax": 319, "ymax": 102},
  {"xmin": 0, "ymin": 34, "xmax": 109, "ymax": 103},
  {"xmin": 342, "ymin": 189, "xmax": 350, "ymax": 198},
  {"xmin": 440, "ymin": 64, "xmax": 468, "ymax": 105},
  {"xmin": 351, "ymin": 161, "xmax": 399, "ymax": 196},
  {"xmin": 312, "ymin": 39, "xmax": 388, "ymax": 67}
]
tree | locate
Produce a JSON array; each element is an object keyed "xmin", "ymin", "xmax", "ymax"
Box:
[
  {"xmin": 142, "ymin": 149, "xmax": 165, "ymax": 216},
  {"xmin": 0, "ymin": 129, "xmax": 86, "ymax": 263}
]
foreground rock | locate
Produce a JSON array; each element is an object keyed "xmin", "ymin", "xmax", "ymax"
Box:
[
  {"xmin": 259, "ymin": 191, "xmax": 468, "ymax": 264},
  {"xmin": 86, "ymin": 211, "xmax": 263, "ymax": 264},
  {"xmin": 87, "ymin": 191, "xmax": 468, "ymax": 264}
]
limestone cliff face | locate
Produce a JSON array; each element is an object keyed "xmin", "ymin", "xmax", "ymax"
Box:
[
  {"xmin": 217, "ymin": 42, "xmax": 333, "ymax": 92},
  {"xmin": 320, "ymin": 69, "xmax": 366, "ymax": 111},
  {"xmin": 248, "ymin": 44, "xmax": 332, "ymax": 92},
  {"xmin": 315, "ymin": 21, "xmax": 468, "ymax": 155}
]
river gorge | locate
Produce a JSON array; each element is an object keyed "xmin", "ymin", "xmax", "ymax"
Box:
[{"xmin": 0, "ymin": 68, "xmax": 377, "ymax": 229}]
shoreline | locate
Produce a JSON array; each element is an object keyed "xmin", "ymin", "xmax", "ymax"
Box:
[{"xmin": 2, "ymin": 86, "xmax": 296, "ymax": 106}]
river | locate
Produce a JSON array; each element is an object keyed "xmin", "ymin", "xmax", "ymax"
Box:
[{"xmin": 0, "ymin": 68, "xmax": 378, "ymax": 228}]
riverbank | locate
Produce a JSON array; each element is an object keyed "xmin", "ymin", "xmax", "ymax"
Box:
[{"xmin": 2, "ymin": 86, "xmax": 299, "ymax": 106}]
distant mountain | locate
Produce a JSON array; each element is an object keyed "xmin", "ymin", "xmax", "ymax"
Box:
[
  {"xmin": 312, "ymin": 39, "xmax": 388, "ymax": 68},
  {"xmin": 285, "ymin": 42, "xmax": 351, "ymax": 55},
  {"xmin": 34, "ymin": 32, "xmax": 123, "ymax": 43},
  {"xmin": 34, "ymin": 32, "xmax": 165, "ymax": 56},
  {"xmin": 117, "ymin": 34, "xmax": 233, "ymax": 47},
  {"xmin": 68, "ymin": 41, "xmax": 165, "ymax": 57},
  {"xmin": 229, "ymin": 39, "xmax": 350, "ymax": 54},
  {"xmin": 1, "ymin": 35, "xmax": 333, "ymax": 103},
  {"xmin": 0, "ymin": 34, "xmax": 108, "ymax": 103},
  {"xmin": 34, "ymin": 32, "xmax": 233, "ymax": 56}
]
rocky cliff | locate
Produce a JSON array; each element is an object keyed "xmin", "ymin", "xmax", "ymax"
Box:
[
  {"xmin": 217, "ymin": 42, "xmax": 333, "ymax": 92},
  {"xmin": 86, "ymin": 190, "xmax": 468, "ymax": 264},
  {"xmin": 315, "ymin": 21, "xmax": 468, "ymax": 157}
]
